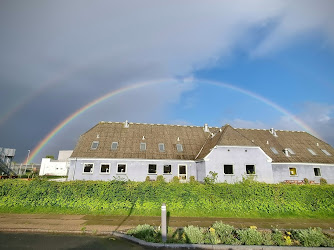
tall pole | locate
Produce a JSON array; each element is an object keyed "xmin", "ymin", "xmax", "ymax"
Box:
[
  {"xmin": 161, "ymin": 203, "xmax": 167, "ymax": 242},
  {"xmin": 24, "ymin": 150, "xmax": 30, "ymax": 175}
]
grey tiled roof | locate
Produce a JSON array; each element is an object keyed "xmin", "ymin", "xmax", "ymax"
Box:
[{"xmin": 71, "ymin": 121, "xmax": 334, "ymax": 164}]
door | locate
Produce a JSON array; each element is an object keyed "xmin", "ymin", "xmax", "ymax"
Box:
[{"xmin": 178, "ymin": 164, "xmax": 187, "ymax": 182}]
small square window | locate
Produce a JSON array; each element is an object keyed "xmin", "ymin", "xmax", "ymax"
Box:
[
  {"xmin": 270, "ymin": 147, "xmax": 279, "ymax": 154},
  {"xmin": 321, "ymin": 149, "xmax": 331, "ymax": 156},
  {"xmin": 83, "ymin": 163, "xmax": 93, "ymax": 173},
  {"xmin": 159, "ymin": 143, "xmax": 165, "ymax": 152},
  {"xmin": 314, "ymin": 168, "xmax": 321, "ymax": 176},
  {"xmin": 224, "ymin": 165, "xmax": 233, "ymax": 175},
  {"xmin": 308, "ymin": 148, "xmax": 317, "ymax": 155},
  {"xmin": 111, "ymin": 142, "xmax": 118, "ymax": 150},
  {"xmin": 148, "ymin": 164, "xmax": 157, "ymax": 174},
  {"xmin": 176, "ymin": 144, "xmax": 183, "ymax": 152},
  {"xmin": 140, "ymin": 142, "xmax": 146, "ymax": 151},
  {"xmin": 246, "ymin": 165, "xmax": 255, "ymax": 174},
  {"xmin": 100, "ymin": 164, "xmax": 110, "ymax": 173},
  {"xmin": 163, "ymin": 165, "xmax": 171, "ymax": 174},
  {"xmin": 289, "ymin": 167, "xmax": 297, "ymax": 176},
  {"xmin": 91, "ymin": 141, "xmax": 99, "ymax": 150},
  {"xmin": 117, "ymin": 164, "xmax": 126, "ymax": 173}
]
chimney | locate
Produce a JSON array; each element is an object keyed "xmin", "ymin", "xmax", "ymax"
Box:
[
  {"xmin": 142, "ymin": 136, "xmax": 145, "ymax": 140},
  {"xmin": 124, "ymin": 120, "xmax": 129, "ymax": 128},
  {"xmin": 203, "ymin": 123, "xmax": 209, "ymax": 133}
]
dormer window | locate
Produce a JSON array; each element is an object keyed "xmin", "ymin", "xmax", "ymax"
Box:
[
  {"xmin": 111, "ymin": 142, "xmax": 118, "ymax": 150},
  {"xmin": 308, "ymin": 148, "xmax": 317, "ymax": 155},
  {"xmin": 270, "ymin": 147, "xmax": 279, "ymax": 154},
  {"xmin": 176, "ymin": 144, "xmax": 183, "ymax": 152},
  {"xmin": 159, "ymin": 143, "xmax": 165, "ymax": 152},
  {"xmin": 91, "ymin": 141, "xmax": 99, "ymax": 150},
  {"xmin": 286, "ymin": 148, "xmax": 295, "ymax": 155},
  {"xmin": 140, "ymin": 142, "xmax": 146, "ymax": 151},
  {"xmin": 321, "ymin": 149, "xmax": 331, "ymax": 156}
]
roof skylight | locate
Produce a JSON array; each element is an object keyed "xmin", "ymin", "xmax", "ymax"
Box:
[
  {"xmin": 307, "ymin": 148, "xmax": 317, "ymax": 155},
  {"xmin": 286, "ymin": 148, "xmax": 295, "ymax": 155},
  {"xmin": 321, "ymin": 149, "xmax": 331, "ymax": 156},
  {"xmin": 111, "ymin": 142, "xmax": 118, "ymax": 150},
  {"xmin": 176, "ymin": 143, "xmax": 183, "ymax": 152},
  {"xmin": 91, "ymin": 141, "xmax": 99, "ymax": 150},
  {"xmin": 159, "ymin": 143, "xmax": 165, "ymax": 152},
  {"xmin": 270, "ymin": 147, "xmax": 279, "ymax": 154},
  {"xmin": 140, "ymin": 142, "xmax": 146, "ymax": 151}
]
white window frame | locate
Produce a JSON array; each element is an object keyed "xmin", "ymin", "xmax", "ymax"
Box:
[
  {"xmin": 140, "ymin": 142, "xmax": 146, "ymax": 151},
  {"xmin": 148, "ymin": 164, "xmax": 157, "ymax": 175},
  {"xmin": 163, "ymin": 164, "xmax": 172, "ymax": 175},
  {"xmin": 176, "ymin": 144, "xmax": 183, "ymax": 152},
  {"xmin": 314, "ymin": 167, "xmax": 321, "ymax": 177},
  {"xmin": 91, "ymin": 141, "xmax": 99, "ymax": 150},
  {"xmin": 321, "ymin": 149, "xmax": 331, "ymax": 156},
  {"xmin": 178, "ymin": 164, "xmax": 187, "ymax": 181},
  {"xmin": 245, "ymin": 164, "xmax": 256, "ymax": 175},
  {"xmin": 307, "ymin": 148, "xmax": 317, "ymax": 155},
  {"xmin": 83, "ymin": 163, "xmax": 94, "ymax": 174},
  {"xmin": 100, "ymin": 163, "xmax": 110, "ymax": 174},
  {"xmin": 158, "ymin": 143, "xmax": 165, "ymax": 152},
  {"xmin": 117, "ymin": 163, "xmax": 127, "ymax": 174},
  {"xmin": 111, "ymin": 142, "xmax": 118, "ymax": 150},
  {"xmin": 223, "ymin": 164, "xmax": 234, "ymax": 175}
]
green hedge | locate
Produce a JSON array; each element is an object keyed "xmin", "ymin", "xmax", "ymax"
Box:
[{"xmin": 0, "ymin": 179, "xmax": 333, "ymax": 218}]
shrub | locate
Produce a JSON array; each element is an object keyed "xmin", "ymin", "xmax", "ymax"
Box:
[
  {"xmin": 204, "ymin": 171, "xmax": 218, "ymax": 184},
  {"xmin": 320, "ymin": 178, "xmax": 328, "ymax": 185},
  {"xmin": 262, "ymin": 231, "xmax": 274, "ymax": 246},
  {"xmin": 189, "ymin": 176, "xmax": 196, "ymax": 183},
  {"xmin": 204, "ymin": 228, "xmax": 219, "ymax": 244},
  {"xmin": 127, "ymin": 224, "xmax": 159, "ymax": 242},
  {"xmin": 183, "ymin": 225, "xmax": 204, "ymax": 244},
  {"xmin": 292, "ymin": 227, "xmax": 326, "ymax": 247},
  {"xmin": 145, "ymin": 176, "xmax": 151, "ymax": 182},
  {"xmin": 212, "ymin": 222, "xmax": 239, "ymax": 244},
  {"xmin": 156, "ymin": 175, "xmax": 165, "ymax": 182},
  {"xmin": 303, "ymin": 178, "xmax": 309, "ymax": 184},
  {"xmin": 271, "ymin": 229, "xmax": 285, "ymax": 246},
  {"xmin": 170, "ymin": 176, "xmax": 179, "ymax": 183},
  {"xmin": 237, "ymin": 228, "xmax": 263, "ymax": 245}
]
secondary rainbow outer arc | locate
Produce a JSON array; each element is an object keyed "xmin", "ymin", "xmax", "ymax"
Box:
[{"xmin": 25, "ymin": 78, "xmax": 319, "ymax": 164}]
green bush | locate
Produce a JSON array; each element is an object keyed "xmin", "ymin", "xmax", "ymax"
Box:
[
  {"xmin": 156, "ymin": 175, "xmax": 165, "ymax": 182},
  {"xmin": 212, "ymin": 222, "xmax": 239, "ymax": 244},
  {"xmin": 292, "ymin": 227, "xmax": 326, "ymax": 247},
  {"xmin": 170, "ymin": 176, "xmax": 179, "ymax": 184},
  {"xmin": 271, "ymin": 229, "xmax": 284, "ymax": 246},
  {"xmin": 303, "ymin": 178, "xmax": 309, "ymax": 184},
  {"xmin": 237, "ymin": 228, "xmax": 263, "ymax": 245},
  {"xmin": 189, "ymin": 176, "xmax": 196, "ymax": 183},
  {"xmin": 183, "ymin": 225, "xmax": 204, "ymax": 244},
  {"xmin": 320, "ymin": 178, "xmax": 328, "ymax": 185},
  {"xmin": 204, "ymin": 171, "xmax": 218, "ymax": 184},
  {"xmin": 127, "ymin": 224, "xmax": 159, "ymax": 242}
]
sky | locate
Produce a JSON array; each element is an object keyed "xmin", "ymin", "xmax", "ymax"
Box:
[{"xmin": 0, "ymin": 0, "xmax": 333, "ymax": 163}]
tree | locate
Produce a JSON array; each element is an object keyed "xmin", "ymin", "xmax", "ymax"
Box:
[{"xmin": 45, "ymin": 155, "xmax": 55, "ymax": 160}]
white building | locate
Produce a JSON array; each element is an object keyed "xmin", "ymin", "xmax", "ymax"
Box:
[{"xmin": 39, "ymin": 150, "xmax": 73, "ymax": 176}]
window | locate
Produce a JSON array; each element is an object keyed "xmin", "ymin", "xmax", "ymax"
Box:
[
  {"xmin": 140, "ymin": 142, "xmax": 146, "ymax": 151},
  {"xmin": 289, "ymin": 167, "xmax": 297, "ymax": 176},
  {"xmin": 111, "ymin": 142, "xmax": 118, "ymax": 150},
  {"xmin": 286, "ymin": 148, "xmax": 295, "ymax": 155},
  {"xmin": 83, "ymin": 163, "xmax": 93, "ymax": 173},
  {"xmin": 158, "ymin": 143, "xmax": 165, "ymax": 152},
  {"xmin": 246, "ymin": 165, "xmax": 255, "ymax": 174},
  {"xmin": 100, "ymin": 164, "xmax": 110, "ymax": 173},
  {"xmin": 163, "ymin": 165, "xmax": 171, "ymax": 174},
  {"xmin": 117, "ymin": 164, "xmax": 126, "ymax": 173},
  {"xmin": 270, "ymin": 147, "xmax": 279, "ymax": 154},
  {"xmin": 314, "ymin": 168, "xmax": 321, "ymax": 176},
  {"xmin": 308, "ymin": 148, "xmax": 317, "ymax": 155},
  {"xmin": 224, "ymin": 165, "xmax": 233, "ymax": 175},
  {"xmin": 91, "ymin": 141, "xmax": 99, "ymax": 150},
  {"xmin": 176, "ymin": 144, "xmax": 183, "ymax": 152},
  {"xmin": 321, "ymin": 149, "xmax": 331, "ymax": 156},
  {"xmin": 148, "ymin": 164, "xmax": 157, "ymax": 174}
]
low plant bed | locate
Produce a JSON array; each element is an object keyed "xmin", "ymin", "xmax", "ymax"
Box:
[{"xmin": 127, "ymin": 222, "xmax": 334, "ymax": 247}]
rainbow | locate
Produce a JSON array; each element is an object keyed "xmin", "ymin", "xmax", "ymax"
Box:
[{"xmin": 25, "ymin": 78, "xmax": 319, "ymax": 164}]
